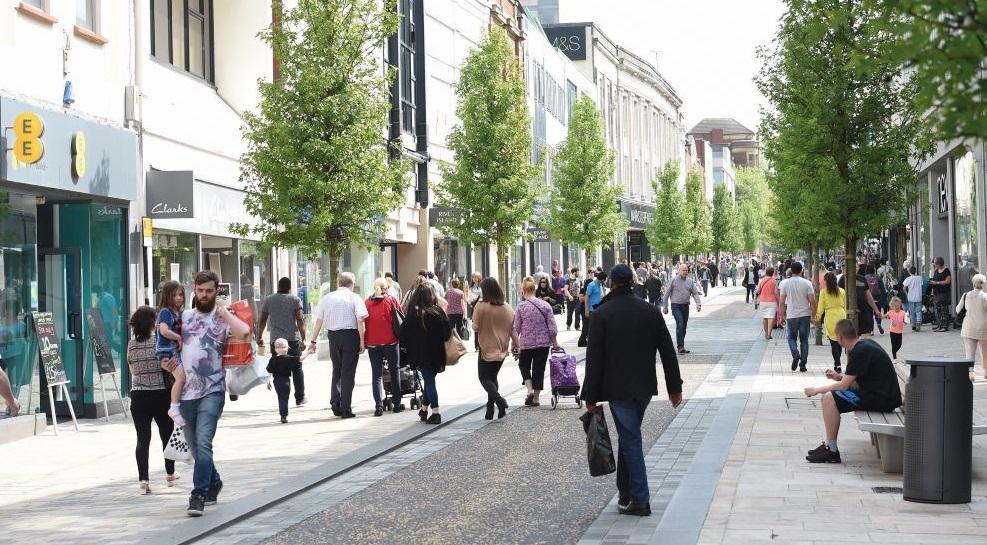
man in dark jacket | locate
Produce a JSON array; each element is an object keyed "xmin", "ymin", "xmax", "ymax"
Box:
[{"xmin": 581, "ymin": 264, "xmax": 683, "ymax": 517}]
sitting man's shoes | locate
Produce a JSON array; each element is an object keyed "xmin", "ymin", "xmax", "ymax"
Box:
[
  {"xmin": 392, "ymin": 403, "xmax": 406, "ymax": 413},
  {"xmin": 791, "ymin": 357, "xmax": 799, "ymax": 371},
  {"xmin": 205, "ymin": 479, "xmax": 223, "ymax": 506},
  {"xmin": 805, "ymin": 446, "xmax": 841, "ymax": 463},
  {"xmin": 374, "ymin": 407, "xmax": 384, "ymax": 417},
  {"xmin": 618, "ymin": 501, "xmax": 652, "ymax": 516},
  {"xmin": 340, "ymin": 411, "xmax": 356, "ymax": 419},
  {"xmin": 807, "ymin": 442, "xmax": 828, "ymax": 456},
  {"xmin": 187, "ymin": 494, "xmax": 206, "ymax": 517},
  {"xmin": 426, "ymin": 413, "xmax": 442, "ymax": 425}
]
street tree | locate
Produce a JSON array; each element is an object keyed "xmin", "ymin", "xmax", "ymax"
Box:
[
  {"xmin": 734, "ymin": 167, "xmax": 771, "ymax": 253},
  {"xmin": 758, "ymin": 0, "xmax": 931, "ymax": 325},
  {"xmin": 542, "ymin": 95, "xmax": 627, "ymax": 259},
  {"xmin": 711, "ymin": 183, "xmax": 741, "ymax": 262},
  {"xmin": 870, "ymin": 0, "xmax": 987, "ymax": 141},
  {"xmin": 437, "ymin": 30, "xmax": 540, "ymax": 285},
  {"xmin": 646, "ymin": 161, "xmax": 688, "ymax": 261},
  {"xmin": 235, "ymin": 0, "xmax": 406, "ymax": 283},
  {"xmin": 683, "ymin": 167, "xmax": 713, "ymax": 258}
]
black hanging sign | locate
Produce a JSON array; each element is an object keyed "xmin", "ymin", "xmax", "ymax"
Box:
[
  {"xmin": 86, "ymin": 309, "xmax": 116, "ymax": 375},
  {"xmin": 32, "ymin": 312, "xmax": 68, "ymax": 384}
]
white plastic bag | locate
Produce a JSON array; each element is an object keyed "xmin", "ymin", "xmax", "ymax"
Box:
[
  {"xmin": 163, "ymin": 425, "xmax": 193, "ymax": 463},
  {"xmin": 225, "ymin": 356, "xmax": 270, "ymax": 395}
]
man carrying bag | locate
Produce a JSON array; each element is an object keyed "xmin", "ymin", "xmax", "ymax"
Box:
[{"xmin": 580, "ymin": 264, "xmax": 683, "ymax": 517}]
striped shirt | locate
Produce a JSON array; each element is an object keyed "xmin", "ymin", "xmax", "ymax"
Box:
[{"xmin": 314, "ymin": 287, "xmax": 369, "ymax": 331}]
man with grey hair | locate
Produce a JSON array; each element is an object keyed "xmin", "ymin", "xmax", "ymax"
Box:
[
  {"xmin": 663, "ymin": 263, "xmax": 702, "ymax": 354},
  {"xmin": 308, "ymin": 272, "xmax": 368, "ymax": 418},
  {"xmin": 534, "ymin": 265, "xmax": 551, "ymax": 286}
]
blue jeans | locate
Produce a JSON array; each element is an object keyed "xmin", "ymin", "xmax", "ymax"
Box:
[
  {"xmin": 368, "ymin": 344, "xmax": 402, "ymax": 407},
  {"xmin": 609, "ymin": 398, "xmax": 651, "ymax": 504},
  {"xmin": 671, "ymin": 303, "xmax": 690, "ymax": 349},
  {"xmin": 180, "ymin": 391, "xmax": 225, "ymax": 497},
  {"xmin": 787, "ymin": 316, "xmax": 810, "ymax": 366},
  {"xmin": 906, "ymin": 301, "xmax": 923, "ymax": 328},
  {"xmin": 419, "ymin": 366, "xmax": 439, "ymax": 408}
]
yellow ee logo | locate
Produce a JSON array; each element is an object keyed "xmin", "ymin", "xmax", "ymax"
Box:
[
  {"xmin": 12, "ymin": 112, "xmax": 45, "ymax": 164},
  {"xmin": 71, "ymin": 131, "xmax": 86, "ymax": 178}
]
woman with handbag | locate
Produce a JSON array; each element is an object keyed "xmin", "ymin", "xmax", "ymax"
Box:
[
  {"xmin": 472, "ymin": 277, "xmax": 518, "ymax": 420},
  {"xmin": 957, "ymin": 274, "xmax": 987, "ymax": 379},
  {"xmin": 127, "ymin": 306, "xmax": 178, "ymax": 495},
  {"xmin": 365, "ymin": 278, "xmax": 406, "ymax": 416},
  {"xmin": 755, "ymin": 267, "xmax": 779, "ymax": 340},
  {"xmin": 400, "ymin": 283, "xmax": 451, "ymax": 424},
  {"xmin": 514, "ymin": 277, "xmax": 560, "ymax": 407}
]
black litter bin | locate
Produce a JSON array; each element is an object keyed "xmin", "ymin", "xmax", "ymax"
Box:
[{"xmin": 903, "ymin": 357, "xmax": 974, "ymax": 504}]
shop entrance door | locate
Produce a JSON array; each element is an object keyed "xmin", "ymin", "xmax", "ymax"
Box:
[{"xmin": 38, "ymin": 248, "xmax": 84, "ymax": 416}]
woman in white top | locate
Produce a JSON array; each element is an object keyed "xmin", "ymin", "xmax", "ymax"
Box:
[{"xmin": 957, "ymin": 273, "xmax": 987, "ymax": 379}]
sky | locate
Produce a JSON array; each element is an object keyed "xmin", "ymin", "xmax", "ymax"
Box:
[{"xmin": 559, "ymin": 0, "xmax": 787, "ymax": 134}]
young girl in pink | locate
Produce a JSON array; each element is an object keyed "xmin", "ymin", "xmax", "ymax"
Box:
[{"xmin": 887, "ymin": 297, "xmax": 908, "ymax": 360}]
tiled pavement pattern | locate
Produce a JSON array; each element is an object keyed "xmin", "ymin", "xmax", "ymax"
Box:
[
  {"xmin": 0, "ymin": 313, "xmax": 597, "ymax": 545},
  {"xmin": 577, "ymin": 291, "xmax": 762, "ymax": 545},
  {"xmin": 695, "ymin": 303, "xmax": 987, "ymax": 544}
]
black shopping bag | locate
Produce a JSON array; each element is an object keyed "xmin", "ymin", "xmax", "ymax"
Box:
[{"xmin": 579, "ymin": 405, "xmax": 617, "ymax": 476}]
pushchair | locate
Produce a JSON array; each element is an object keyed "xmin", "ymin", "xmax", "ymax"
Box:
[
  {"xmin": 381, "ymin": 360, "xmax": 422, "ymax": 410},
  {"xmin": 549, "ymin": 348, "xmax": 582, "ymax": 409},
  {"xmin": 921, "ymin": 293, "xmax": 936, "ymax": 325}
]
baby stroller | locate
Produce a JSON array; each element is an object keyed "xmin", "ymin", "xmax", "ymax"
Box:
[
  {"xmin": 381, "ymin": 360, "xmax": 422, "ymax": 410},
  {"xmin": 921, "ymin": 293, "xmax": 936, "ymax": 325},
  {"xmin": 549, "ymin": 347, "xmax": 582, "ymax": 409}
]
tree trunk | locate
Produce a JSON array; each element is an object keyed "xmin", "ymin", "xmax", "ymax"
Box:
[
  {"xmin": 845, "ymin": 237, "xmax": 858, "ymax": 330},
  {"xmin": 498, "ymin": 243, "xmax": 510, "ymax": 294},
  {"xmin": 328, "ymin": 243, "xmax": 342, "ymax": 292},
  {"xmin": 810, "ymin": 243, "xmax": 823, "ymax": 346}
]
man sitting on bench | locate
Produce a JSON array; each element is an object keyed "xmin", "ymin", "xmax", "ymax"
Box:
[{"xmin": 803, "ymin": 319, "xmax": 902, "ymax": 463}]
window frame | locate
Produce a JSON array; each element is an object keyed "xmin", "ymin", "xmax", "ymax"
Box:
[
  {"xmin": 16, "ymin": 1, "xmax": 57, "ymax": 25},
  {"xmin": 397, "ymin": 0, "xmax": 416, "ymax": 134},
  {"xmin": 150, "ymin": 0, "xmax": 215, "ymax": 83}
]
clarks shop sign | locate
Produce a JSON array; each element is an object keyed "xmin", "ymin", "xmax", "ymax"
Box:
[{"xmin": 146, "ymin": 170, "xmax": 194, "ymax": 218}]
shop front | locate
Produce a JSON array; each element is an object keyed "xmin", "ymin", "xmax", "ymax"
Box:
[
  {"xmin": 428, "ymin": 206, "xmax": 489, "ymax": 291},
  {"xmin": 0, "ymin": 97, "xmax": 137, "ymax": 429},
  {"xmin": 621, "ymin": 199, "xmax": 654, "ymax": 264},
  {"xmin": 909, "ymin": 141, "xmax": 987, "ymax": 304},
  {"xmin": 147, "ymin": 174, "xmax": 274, "ymax": 331}
]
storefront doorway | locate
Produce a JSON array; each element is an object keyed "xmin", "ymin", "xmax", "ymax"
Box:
[{"xmin": 37, "ymin": 249, "xmax": 83, "ymax": 416}]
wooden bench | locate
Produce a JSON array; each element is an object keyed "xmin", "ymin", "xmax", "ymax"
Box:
[{"xmin": 855, "ymin": 363, "xmax": 987, "ymax": 473}]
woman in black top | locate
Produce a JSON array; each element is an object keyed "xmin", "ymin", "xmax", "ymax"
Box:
[
  {"xmin": 127, "ymin": 306, "xmax": 178, "ymax": 495},
  {"xmin": 535, "ymin": 277, "xmax": 556, "ymax": 307},
  {"xmin": 400, "ymin": 283, "xmax": 451, "ymax": 425},
  {"xmin": 855, "ymin": 265, "xmax": 883, "ymax": 336}
]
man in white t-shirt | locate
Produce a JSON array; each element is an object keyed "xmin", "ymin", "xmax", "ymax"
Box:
[
  {"xmin": 778, "ymin": 262, "xmax": 817, "ymax": 373},
  {"xmin": 901, "ymin": 266, "xmax": 925, "ymax": 331}
]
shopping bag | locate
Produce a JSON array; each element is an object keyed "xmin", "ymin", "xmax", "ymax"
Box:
[
  {"xmin": 457, "ymin": 319, "xmax": 471, "ymax": 341},
  {"xmin": 225, "ymin": 355, "xmax": 270, "ymax": 395},
  {"xmin": 163, "ymin": 425, "xmax": 193, "ymax": 463},
  {"xmin": 579, "ymin": 406, "xmax": 616, "ymax": 477},
  {"xmin": 222, "ymin": 300, "xmax": 255, "ymax": 366},
  {"xmin": 444, "ymin": 329, "xmax": 467, "ymax": 366}
]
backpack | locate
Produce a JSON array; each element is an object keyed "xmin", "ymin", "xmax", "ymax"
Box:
[{"xmin": 866, "ymin": 274, "xmax": 880, "ymax": 297}]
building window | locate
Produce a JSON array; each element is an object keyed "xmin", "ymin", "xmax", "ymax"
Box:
[
  {"xmin": 23, "ymin": 0, "xmax": 46, "ymax": 9},
  {"xmin": 398, "ymin": 0, "xmax": 416, "ymax": 133},
  {"xmin": 150, "ymin": 0, "xmax": 214, "ymax": 82},
  {"xmin": 76, "ymin": 0, "xmax": 96, "ymax": 30}
]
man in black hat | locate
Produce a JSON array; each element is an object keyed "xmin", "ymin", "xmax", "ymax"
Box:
[{"xmin": 581, "ymin": 264, "xmax": 683, "ymax": 517}]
